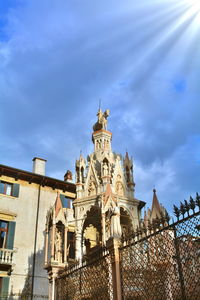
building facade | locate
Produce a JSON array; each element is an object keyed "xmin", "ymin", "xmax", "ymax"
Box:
[{"xmin": 0, "ymin": 159, "xmax": 75, "ymax": 299}]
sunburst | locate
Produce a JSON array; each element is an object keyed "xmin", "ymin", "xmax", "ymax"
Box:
[
  {"xmin": 189, "ymin": 0, "xmax": 200, "ymax": 10},
  {"xmin": 185, "ymin": 0, "xmax": 200, "ymax": 23}
]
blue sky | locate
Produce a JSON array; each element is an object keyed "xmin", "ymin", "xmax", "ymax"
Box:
[{"xmin": 0, "ymin": 0, "xmax": 200, "ymax": 214}]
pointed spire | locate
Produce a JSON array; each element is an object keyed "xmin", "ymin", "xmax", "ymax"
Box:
[
  {"xmin": 55, "ymin": 192, "xmax": 63, "ymax": 217},
  {"xmin": 123, "ymin": 151, "xmax": 133, "ymax": 169},
  {"xmin": 151, "ymin": 188, "xmax": 162, "ymax": 220},
  {"xmin": 144, "ymin": 210, "xmax": 148, "ymax": 227}
]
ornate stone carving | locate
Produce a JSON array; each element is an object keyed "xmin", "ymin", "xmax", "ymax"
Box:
[
  {"xmin": 93, "ymin": 109, "xmax": 110, "ymax": 131},
  {"xmin": 116, "ymin": 182, "xmax": 124, "ymax": 196},
  {"xmin": 88, "ymin": 181, "xmax": 96, "ymax": 196},
  {"xmin": 110, "ymin": 205, "xmax": 122, "ymax": 238},
  {"xmin": 55, "ymin": 228, "xmax": 62, "ymax": 263},
  {"xmin": 103, "ymin": 162, "xmax": 109, "ymax": 176}
]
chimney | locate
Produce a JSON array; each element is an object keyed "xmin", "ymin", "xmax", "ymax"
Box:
[
  {"xmin": 32, "ymin": 157, "xmax": 47, "ymax": 176},
  {"xmin": 64, "ymin": 170, "xmax": 73, "ymax": 183}
]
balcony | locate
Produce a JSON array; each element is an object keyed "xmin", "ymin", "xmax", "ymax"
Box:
[{"xmin": 0, "ymin": 248, "xmax": 16, "ymax": 269}]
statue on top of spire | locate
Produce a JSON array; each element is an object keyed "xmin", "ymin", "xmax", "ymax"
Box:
[{"xmin": 93, "ymin": 109, "xmax": 110, "ymax": 132}]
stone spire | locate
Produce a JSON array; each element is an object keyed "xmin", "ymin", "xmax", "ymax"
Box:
[
  {"xmin": 55, "ymin": 192, "xmax": 63, "ymax": 217},
  {"xmin": 123, "ymin": 152, "xmax": 134, "ymax": 189},
  {"xmin": 151, "ymin": 188, "xmax": 161, "ymax": 219},
  {"xmin": 92, "ymin": 108, "xmax": 112, "ymax": 154},
  {"xmin": 75, "ymin": 153, "xmax": 86, "ymax": 184}
]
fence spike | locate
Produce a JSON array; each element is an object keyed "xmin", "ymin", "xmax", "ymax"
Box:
[
  {"xmin": 189, "ymin": 196, "xmax": 196, "ymax": 213},
  {"xmin": 180, "ymin": 201, "xmax": 186, "ymax": 218},
  {"xmin": 165, "ymin": 211, "xmax": 170, "ymax": 225},
  {"xmin": 196, "ymin": 192, "xmax": 200, "ymax": 209},
  {"xmin": 184, "ymin": 199, "xmax": 190, "ymax": 216},
  {"xmin": 173, "ymin": 205, "xmax": 180, "ymax": 220}
]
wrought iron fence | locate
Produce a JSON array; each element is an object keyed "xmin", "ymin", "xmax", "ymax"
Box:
[
  {"xmin": 120, "ymin": 193, "xmax": 200, "ymax": 300},
  {"xmin": 55, "ymin": 193, "xmax": 200, "ymax": 300},
  {"xmin": 56, "ymin": 247, "xmax": 114, "ymax": 300}
]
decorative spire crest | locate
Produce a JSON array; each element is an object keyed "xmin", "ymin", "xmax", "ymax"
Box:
[{"xmin": 93, "ymin": 109, "xmax": 110, "ymax": 132}]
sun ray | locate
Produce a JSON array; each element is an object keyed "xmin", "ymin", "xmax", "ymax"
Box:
[{"xmin": 118, "ymin": 0, "xmax": 200, "ymax": 89}]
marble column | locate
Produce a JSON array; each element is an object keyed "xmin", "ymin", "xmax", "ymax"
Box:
[
  {"xmin": 51, "ymin": 223, "xmax": 56, "ymax": 260},
  {"xmin": 64, "ymin": 226, "xmax": 68, "ymax": 263},
  {"xmin": 44, "ymin": 229, "xmax": 49, "ymax": 264}
]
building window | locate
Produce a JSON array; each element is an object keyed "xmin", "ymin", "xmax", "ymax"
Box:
[
  {"xmin": 0, "ymin": 182, "xmax": 12, "ymax": 196},
  {"xmin": 0, "ymin": 277, "xmax": 9, "ymax": 299},
  {"xmin": 0, "ymin": 181, "xmax": 20, "ymax": 197},
  {"xmin": 60, "ymin": 195, "xmax": 73, "ymax": 209},
  {"xmin": 0, "ymin": 220, "xmax": 16, "ymax": 250},
  {"xmin": 0, "ymin": 221, "xmax": 8, "ymax": 248}
]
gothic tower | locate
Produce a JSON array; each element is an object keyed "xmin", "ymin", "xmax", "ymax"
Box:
[{"xmin": 73, "ymin": 109, "xmax": 145, "ymax": 260}]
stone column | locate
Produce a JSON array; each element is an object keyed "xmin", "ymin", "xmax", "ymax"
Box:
[
  {"xmin": 64, "ymin": 226, "xmax": 68, "ymax": 263},
  {"xmin": 44, "ymin": 229, "xmax": 49, "ymax": 265},
  {"xmin": 49, "ymin": 280, "xmax": 52, "ymax": 300},
  {"xmin": 75, "ymin": 231, "xmax": 82, "ymax": 260},
  {"xmin": 106, "ymin": 238, "xmax": 122, "ymax": 300},
  {"xmin": 51, "ymin": 223, "xmax": 56, "ymax": 260},
  {"xmin": 51, "ymin": 270, "xmax": 58, "ymax": 300},
  {"xmin": 52, "ymin": 277, "xmax": 55, "ymax": 300},
  {"xmin": 102, "ymin": 213, "xmax": 106, "ymax": 245}
]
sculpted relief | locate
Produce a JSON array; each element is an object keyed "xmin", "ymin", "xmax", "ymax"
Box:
[
  {"xmin": 88, "ymin": 181, "xmax": 96, "ymax": 196},
  {"xmin": 116, "ymin": 181, "xmax": 124, "ymax": 196},
  {"xmin": 54, "ymin": 228, "xmax": 63, "ymax": 263},
  {"xmin": 102, "ymin": 162, "xmax": 109, "ymax": 176}
]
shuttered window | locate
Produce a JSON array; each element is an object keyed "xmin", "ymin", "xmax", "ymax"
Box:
[
  {"xmin": 0, "ymin": 220, "xmax": 16, "ymax": 250},
  {"xmin": 6, "ymin": 222, "xmax": 16, "ymax": 250},
  {"xmin": 0, "ymin": 221, "xmax": 8, "ymax": 248},
  {"xmin": 0, "ymin": 277, "xmax": 9, "ymax": 299},
  {"xmin": 0, "ymin": 181, "xmax": 20, "ymax": 197}
]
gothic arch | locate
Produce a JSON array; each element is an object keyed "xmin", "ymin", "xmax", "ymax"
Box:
[
  {"xmin": 81, "ymin": 206, "xmax": 102, "ymax": 256},
  {"xmin": 54, "ymin": 220, "xmax": 65, "ymax": 263},
  {"xmin": 120, "ymin": 207, "xmax": 133, "ymax": 238}
]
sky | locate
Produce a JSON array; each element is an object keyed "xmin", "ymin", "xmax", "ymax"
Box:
[{"xmin": 0, "ymin": 0, "xmax": 200, "ymax": 215}]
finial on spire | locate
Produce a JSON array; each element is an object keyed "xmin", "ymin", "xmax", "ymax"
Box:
[
  {"xmin": 99, "ymin": 99, "xmax": 101, "ymax": 111},
  {"xmin": 93, "ymin": 108, "xmax": 110, "ymax": 131}
]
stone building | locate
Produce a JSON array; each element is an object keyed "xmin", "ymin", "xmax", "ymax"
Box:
[
  {"xmin": 0, "ymin": 159, "xmax": 75, "ymax": 299},
  {"xmin": 44, "ymin": 109, "xmax": 158, "ymax": 298},
  {"xmin": 0, "ymin": 108, "xmax": 166, "ymax": 299}
]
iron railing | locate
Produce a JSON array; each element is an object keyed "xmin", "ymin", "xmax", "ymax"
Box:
[
  {"xmin": 56, "ymin": 247, "xmax": 113, "ymax": 300},
  {"xmin": 120, "ymin": 193, "xmax": 200, "ymax": 300},
  {"xmin": 55, "ymin": 193, "xmax": 200, "ymax": 300}
]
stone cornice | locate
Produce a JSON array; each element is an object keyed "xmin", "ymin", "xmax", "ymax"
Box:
[{"xmin": 0, "ymin": 164, "xmax": 76, "ymax": 194}]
